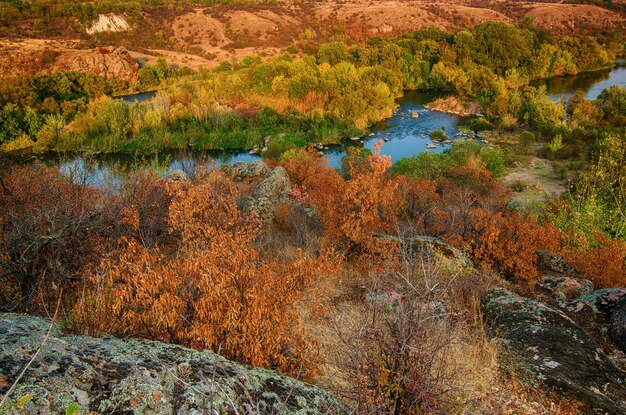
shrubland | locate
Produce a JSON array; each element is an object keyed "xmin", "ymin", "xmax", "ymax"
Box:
[{"xmin": 1, "ymin": 129, "xmax": 624, "ymax": 411}]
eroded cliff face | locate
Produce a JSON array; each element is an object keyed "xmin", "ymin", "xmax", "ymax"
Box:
[
  {"xmin": 51, "ymin": 47, "xmax": 139, "ymax": 82},
  {"xmin": 0, "ymin": 42, "xmax": 138, "ymax": 82},
  {"xmin": 0, "ymin": 313, "xmax": 346, "ymax": 415}
]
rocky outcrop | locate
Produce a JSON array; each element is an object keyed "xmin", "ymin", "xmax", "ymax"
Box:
[
  {"xmin": 222, "ymin": 160, "xmax": 271, "ymax": 181},
  {"xmin": 536, "ymin": 250, "xmax": 579, "ymax": 279},
  {"xmin": 535, "ymin": 271, "xmax": 626, "ymax": 356},
  {"xmin": 0, "ymin": 313, "xmax": 346, "ymax": 415},
  {"xmin": 484, "ymin": 288, "xmax": 626, "ymax": 414},
  {"xmin": 51, "ymin": 47, "xmax": 139, "ymax": 82},
  {"xmin": 610, "ymin": 295, "xmax": 626, "ymax": 353},
  {"xmin": 535, "ymin": 252, "xmax": 593, "ymax": 306},
  {"xmin": 86, "ymin": 14, "xmax": 131, "ymax": 35},
  {"xmin": 254, "ymin": 166, "xmax": 291, "ymax": 200},
  {"xmin": 426, "ymin": 97, "xmax": 483, "ymax": 116}
]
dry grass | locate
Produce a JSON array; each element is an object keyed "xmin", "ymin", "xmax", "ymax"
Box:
[
  {"xmin": 303, "ymin": 237, "xmax": 584, "ymax": 414},
  {"xmin": 3, "ymin": 0, "xmax": 624, "ymax": 78}
]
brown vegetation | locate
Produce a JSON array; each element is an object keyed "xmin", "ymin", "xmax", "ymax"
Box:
[
  {"xmin": 1, "ymin": 0, "xmax": 624, "ymax": 79},
  {"xmin": 1, "ymin": 147, "xmax": 623, "ymax": 411}
]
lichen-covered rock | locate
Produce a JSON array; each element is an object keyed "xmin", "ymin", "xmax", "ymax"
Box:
[
  {"xmin": 484, "ymin": 288, "xmax": 626, "ymax": 415},
  {"xmin": 254, "ymin": 166, "xmax": 292, "ymax": 200},
  {"xmin": 538, "ymin": 275, "xmax": 594, "ymax": 304},
  {"xmin": 161, "ymin": 169, "xmax": 190, "ymax": 182},
  {"xmin": 222, "ymin": 160, "xmax": 271, "ymax": 181},
  {"xmin": 0, "ymin": 313, "xmax": 346, "ymax": 415},
  {"xmin": 610, "ymin": 295, "xmax": 626, "ymax": 353},
  {"xmin": 573, "ymin": 288, "xmax": 626, "ymax": 316},
  {"xmin": 240, "ymin": 196, "xmax": 275, "ymax": 223}
]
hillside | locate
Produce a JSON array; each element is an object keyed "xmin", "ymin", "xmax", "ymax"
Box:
[{"xmin": 0, "ymin": 0, "xmax": 624, "ymax": 78}]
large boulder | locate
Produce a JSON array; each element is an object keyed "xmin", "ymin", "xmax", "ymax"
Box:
[
  {"xmin": 484, "ymin": 288, "xmax": 626, "ymax": 415},
  {"xmin": 610, "ymin": 295, "xmax": 626, "ymax": 353},
  {"xmin": 0, "ymin": 313, "xmax": 346, "ymax": 415},
  {"xmin": 222, "ymin": 160, "xmax": 271, "ymax": 181},
  {"xmin": 254, "ymin": 166, "xmax": 292, "ymax": 200}
]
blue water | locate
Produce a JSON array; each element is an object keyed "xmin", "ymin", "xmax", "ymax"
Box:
[
  {"xmin": 540, "ymin": 61, "xmax": 626, "ymax": 102},
  {"xmin": 118, "ymin": 90, "xmax": 158, "ymax": 103},
  {"xmin": 47, "ymin": 63, "xmax": 625, "ymax": 186}
]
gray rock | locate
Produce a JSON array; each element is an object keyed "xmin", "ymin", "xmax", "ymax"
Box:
[
  {"xmin": 254, "ymin": 166, "xmax": 292, "ymax": 200},
  {"xmin": 161, "ymin": 169, "xmax": 190, "ymax": 182},
  {"xmin": 484, "ymin": 288, "xmax": 626, "ymax": 415},
  {"xmin": 573, "ymin": 288, "xmax": 626, "ymax": 315},
  {"xmin": 0, "ymin": 313, "xmax": 346, "ymax": 415},
  {"xmin": 536, "ymin": 250, "xmax": 579, "ymax": 278},
  {"xmin": 610, "ymin": 295, "xmax": 626, "ymax": 353},
  {"xmin": 538, "ymin": 275, "xmax": 594, "ymax": 303},
  {"xmin": 222, "ymin": 160, "xmax": 271, "ymax": 180}
]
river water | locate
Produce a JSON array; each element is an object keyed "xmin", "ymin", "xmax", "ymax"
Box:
[{"xmin": 51, "ymin": 63, "xmax": 626, "ymax": 185}]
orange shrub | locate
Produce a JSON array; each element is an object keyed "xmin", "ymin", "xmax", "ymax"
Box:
[
  {"xmin": 73, "ymin": 170, "xmax": 337, "ymax": 379},
  {"xmin": 562, "ymin": 233, "xmax": 626, "ymax": 288},
  {"xmin": 468, "ymin": 209, "xmax": 563, "ymax": 281}
]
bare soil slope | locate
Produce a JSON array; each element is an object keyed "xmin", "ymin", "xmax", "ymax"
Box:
[
  {"xmin": 523, "ymin": 3, "xmax": 626, "ymax": 33},
  {"xmin": 0, "ymin": 0, "xmax": 624, "ymax": 78}
]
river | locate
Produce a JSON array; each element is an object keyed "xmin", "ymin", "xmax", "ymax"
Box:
[{"xmin": 50, "ymin": 63, "xmax": 626, "ymax": 186}]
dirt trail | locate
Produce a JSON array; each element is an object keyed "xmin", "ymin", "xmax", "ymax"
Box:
[{"xmin": 503, "ymin": 157, "xmax": 568, "ymax": 210}]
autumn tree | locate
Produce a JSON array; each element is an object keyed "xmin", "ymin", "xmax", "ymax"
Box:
[{"xmin": 0, "ymin": 162, "xmax": 106, "ymax": 312}]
